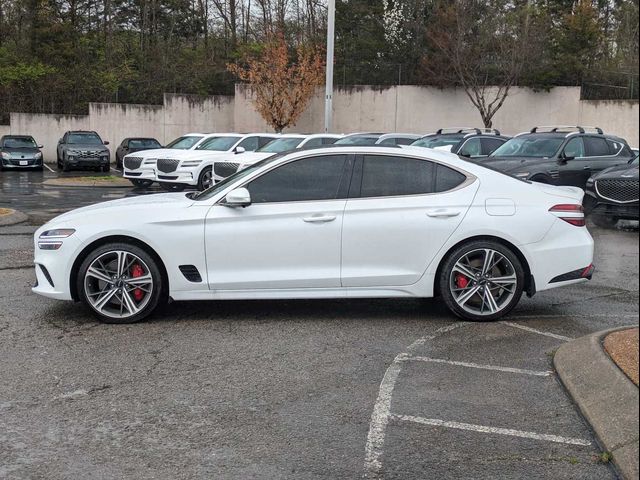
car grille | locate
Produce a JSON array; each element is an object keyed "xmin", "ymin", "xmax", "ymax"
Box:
[
  {"xmin": 157, "ymin": 158, "xmax": 180, "ymax": 173},
  {"xmin": 124, "ymin": 156, "xmax": 143, "ymax": 170},
  {"xmin": 214, "ymin": 162, "xmax": 240, "ymax": 178},
  {"xmin": 76, "ymin": 150, "xmax": 102, "ymax": 159},
  {"xmin": 596, "ymin": 179, "xmax": 639, "ymax": 204}
]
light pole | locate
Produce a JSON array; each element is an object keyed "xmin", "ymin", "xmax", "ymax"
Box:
[{"xmin": 324, "ymin": 0, "xmax": 335, "ymax": 133}]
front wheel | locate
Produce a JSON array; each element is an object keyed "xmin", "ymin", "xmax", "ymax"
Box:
[
  {"xmin": 439, "ymin": 240, "xmax": 525, "ymax": 321},
  {"xmin": 197, "ymin": 166, "xmax": 214, "ymax": 191},
  {"xmin": 77, "ymin": 243, "xmax": 166, "ymax": 323}
]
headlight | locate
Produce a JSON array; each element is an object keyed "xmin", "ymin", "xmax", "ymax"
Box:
[
  {"xmin": 515, "ymin": 172, "xmax": 530, "ymax": 178},
  {"xmin": 35, "ymin": 152, "xmax": 43, "ymax": 160},
  {"xmin": 38, "ymin": 229, "xmax": 76, "ymax": 250},
  {"xmin": 1, "ymin": 152, "xmax": 10, "ymax": 160},
  {"xmin": 67, "ymin": 149, "xmax": 80, "ymax": 155}
]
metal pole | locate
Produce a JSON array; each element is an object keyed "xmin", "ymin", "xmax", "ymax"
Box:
[{"xmin": 324, "ymin": 0, "xmax": 335, "ymax": 133}]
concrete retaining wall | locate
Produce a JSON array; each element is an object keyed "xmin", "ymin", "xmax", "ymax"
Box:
[{"xmin": 4, "ymin": 86, "xmax": 638, "ymax": 163}]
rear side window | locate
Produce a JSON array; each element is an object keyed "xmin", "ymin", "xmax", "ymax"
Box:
[
  {"xmin": 361, "ymin": 155, "xmax": 435, "ymax": 197},
  {"xmin": 584, "ymin": 137, "xmax": 610, "ymax": 157},
  {"xmin": 377, "ymin": 138, "xmax": 397, "ymax": 146},
  {"xmin": 435, "ymin": 164, "xmax": 467, "ymax": 192},
  {"xmin": 606, "ymin": 139, "xmax": 624, "ymax": 155},
  {"xmin": 247, "ymin": 155, "xmax": 347, "ymax": 203},
  {"xmin": 481, "ymin": 138, "xmax": 506, "ymax": 156},
  {"xmin": 395, "ymin": 137, "xmax": 416, "ymax": 146}
]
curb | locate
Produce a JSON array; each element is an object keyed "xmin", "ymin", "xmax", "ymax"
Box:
[
  {"xmin": 43, "ymin": 179, "xmax": 131, "ymax": 189},
  {"xmin": 555, "ymin": 326, "xmax": 639, "ymax": 480},
  {"xmin": 0, "ymin": 209, "xmax": 29, "ymax": 226}
]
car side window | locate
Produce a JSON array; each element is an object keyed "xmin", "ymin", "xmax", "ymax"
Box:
[
  {"xmin": 458, "ymin": 138, "xmax": 483, "ymax": 157},
  {"xmin": 377, "ymin": 138, "xmax": 397, "ymax": 146},
  {"xmin": 247, "ymin": 155, "xmax": 348, "ymax": 203},
  {"xmin": 238, "ymin": 136, "xmax": 260, "ymax": 151},
  {"xmin": 395, "ymin": 138, "xmax": 415, "ymax": 146},
  {"xmin": 606, "ymin": 139, "xmax": 624, "ymax": 155},
  {"xmin": 258, "ymin": 137, "xmax": 276, "ymax": 148},
  {"xmin": 361, "ymin": 155, "xmax": 436, "ymax": 197},
  {"xmin": 435, "ymin": 164, "xmax": 467, "ymax": 192},
  {"xmin": 481, "ymin": 138, "xmax": 506, "ymax": 156},
  {"xmin": 584, "ymin": 137, "xmax": 610, "ymax": 157},
  {"xmin": 322, "ymin": 137, "xmax": 339, "ymax": 145},
  {"xmin": 302, "ymin": 137, "xmax": 323, "ymax": 148},
  {"xmin": 563, "ymin": 137, "xmax": 585, "ymax": 158}
]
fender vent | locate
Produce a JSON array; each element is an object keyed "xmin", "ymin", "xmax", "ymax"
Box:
[{"xmin": 179, "ymin": 265, "xmax": 202, "ymax": 283}]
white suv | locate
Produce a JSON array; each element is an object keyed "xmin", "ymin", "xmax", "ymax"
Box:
[
  {"xmin": 122, "ymin": 133, "xmax": 212, "ymax": 188},
  {"xmin": 154, "ymin": 133, "xmax": 279, "ymax": 191}
]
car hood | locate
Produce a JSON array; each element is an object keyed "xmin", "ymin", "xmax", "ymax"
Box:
[
  {"xmin": 593, "ymin": 162, "xmax": 639, "ymax": 180},
  {"xmin": 2, "ymin": 147, "xmax": 40, "ymax": 155},
  {"xmin": 479, "ymin": 156, "xmax": 553, "ymax": 172},
  {"xmin": 128, "ymin": 146, "xmax": 161, "ymax": 154},
  {"xmin": 167, "ymin": 149, "xmax": 238, "ymax": 161},
  {"xmin": 47, "ymin": 193, "xmax": 194, "ymax": 226},
  {"xmin": 126, "ymin": 148, "xmax": 180, "ymax": 159}
]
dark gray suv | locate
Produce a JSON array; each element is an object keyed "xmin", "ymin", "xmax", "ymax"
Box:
[{"xmin": 57, "ymin": 131, "xmax": 110, "ymax": 172}]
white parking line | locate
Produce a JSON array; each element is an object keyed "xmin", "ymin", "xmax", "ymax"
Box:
[
  {"xmin": 402, "ymin": 355, "xmax": 552, "ymax": 377},
  {"xmin": 392, "ymin": 414, "xmax": 592, "ymax": 446},
  {"xmin": 501, "ymin": 321, "xmax": 573, "ymax": 341},
  {"xmin": 114, "ymin": 168, "xmax": 122, "ymax": 173},
  {"xmin": 364, "ymin": 323, "xmax": 468, "ymax": 479},
  {"xmin": 43, "ymin": 164, "xmax": 54, "ymax": 173}
]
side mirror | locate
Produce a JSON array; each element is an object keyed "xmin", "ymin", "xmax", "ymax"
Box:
[
  {"xmin": 559, "ymin": 152, "xmax": 574, "ymax": 163},
  {"xmin": 37, "ymin": 144, "xmax": 43, "ymax": 149},
  {"xmin": 234, "ymin": 146, "xmax": 246, "ymax": 154},
  {"xmin": 224, "ymin": 187, "xmax": 251, "ymax": 207},
  {"xmin": 103, "ymin": 141, "xmax": 110, "ymax": 145}
]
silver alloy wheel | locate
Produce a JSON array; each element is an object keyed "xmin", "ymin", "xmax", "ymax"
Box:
[
  {"xmin": 449, "ymin": 248, "xmax": 518, "ymax": 316},
  {"xmin": 201, "ymin": 169, "xmax": 213, "ymax": 190},
  {"xmin": 84, "ymin": 250, "xmax": 154, "ymax": 319}
]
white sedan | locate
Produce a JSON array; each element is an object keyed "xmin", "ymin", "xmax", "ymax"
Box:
[{"xmin": 33, "ymin": 146, "xmax": 595, "ymax": 324}]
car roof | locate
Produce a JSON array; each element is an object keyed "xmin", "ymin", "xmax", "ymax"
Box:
[{"xmin": 378, "ymin": 133, "xmax": 422, "ymax": 140}]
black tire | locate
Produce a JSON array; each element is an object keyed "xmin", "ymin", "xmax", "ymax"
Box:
[
  {"xmin": 439, "ymin": 240, "xmax": 525, "ymax": 322},
  {"xmin": 62, "ymin": 158, "xmax": 71, "ymax": 172},
  {"xmin": 77, "ymin": 242, "xmax": 166, "ymax": 324},
  {"xmin": 102, "ymin": 163, "xmax": 111, "ymax": 173},
  {"xmin": 130, "ymin": 179, "xmax": 153, "ymax": 188},
  {"xmin": 591, "ymin": 215, "xmax": 618, "ymax": 229},
  {"xmin": 159, "ymin": 182, "xmax": 186, "ymax": 192},
  {"xmin": 197, "ymin": 166, "xmax": 214, "ymax": 191}
]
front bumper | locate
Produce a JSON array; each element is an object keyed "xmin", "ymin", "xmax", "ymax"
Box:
[
  {"xmin": 66, "ymin": 156, "xmax": 110, "ymax": 167},
  {"xmin": 584, "ymin": 193, "xmax": 639, "ymax": 220},
  {"xmin": 124, "ymin": 168, "xmax": 157, "ymax": 181},
  {"xmin": 2, "ymin": 158, "xmax": 43, "ymax": 168},
  {"xmin": 32, "ymin": 234, "xmax": 80, "ymax": 301},
  {"xmin": 156, "ymin": 168, "xmax": 199, "ymax": 186}
]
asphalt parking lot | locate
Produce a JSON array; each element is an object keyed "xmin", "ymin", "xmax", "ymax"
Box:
[{"xmin": 1, "ymin": 168, "xmax": 638, "ymax": 479}]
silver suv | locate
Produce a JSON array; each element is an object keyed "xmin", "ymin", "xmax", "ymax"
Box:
[{"xmin": 57, "ymin": 131, "xmax": 110, "ymax": 172}]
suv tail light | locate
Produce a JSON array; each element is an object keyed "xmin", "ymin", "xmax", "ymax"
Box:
[{"xmin": 549, "ymin": 204, "xmax": 586, "ymax": 227}]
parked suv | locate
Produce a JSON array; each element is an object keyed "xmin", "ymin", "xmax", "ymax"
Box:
[
  {"xmin": 0, "ymin": 135, "xmax": 44, "ymax": 171},
  {"xmin": 57, "ymin": 131, "xmax": 110, "ymax": 172},
  {"xmin": 410, "ymin": 128, "xmax": 510, "ymax": 158},
  {"xmin": 480, "ymin": 126, "xmax": 635, "ymax": 188},
  {"xmin": 584, "ymin": 155, "xmax": 639, "ymax": 228},
  {"xmin": 115, "ymin": 137, "xmax": 162, "ymax": 170}
]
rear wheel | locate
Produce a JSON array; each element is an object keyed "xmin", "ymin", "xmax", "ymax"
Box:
[
  {"xmin": 77, "ymin": 242, "xmax": 165, "ymax": 324},
  {"xmin": 439, "ymin": 240, "xmax": 525, "ymax": 321}
]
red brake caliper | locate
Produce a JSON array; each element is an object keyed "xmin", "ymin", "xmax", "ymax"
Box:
[
  {"xmin": 456, "ymin": 274, "xmax": 469, "ymax": 289},
  {"xmin": 130, "ymin": 264, "xmax": 145, "ymax": 301}
]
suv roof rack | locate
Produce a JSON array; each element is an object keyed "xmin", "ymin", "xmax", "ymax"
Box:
[
  {"xmin": 435, "ymin": 127, "xmax": 502, "ymax": 136},
  {"xmin": 530, "ymin": 126, "xmax": 604, "ymax": 135}
]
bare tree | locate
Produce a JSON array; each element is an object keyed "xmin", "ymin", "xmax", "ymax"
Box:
[{"xmin": 423, "ymin": 0, "xmax": 532, "ymax": 128}]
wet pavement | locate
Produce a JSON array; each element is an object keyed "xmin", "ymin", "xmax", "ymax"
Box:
[{"xmin": 0, "ymin": 168, "xmax": 638, "ymax": 479}]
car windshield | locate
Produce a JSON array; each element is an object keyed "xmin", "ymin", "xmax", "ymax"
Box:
[
  {"xmin": 411, "ymin": 135, "xmax": 466, "ymax": 149},
  {"xmin": 129, "ymin": 139, "xmax": 161, "ymax": 149},
  {"xmin": 334, "ymin": 136, "xmax": 380, "ymax": 146},
  {"xmin": 165, "ymin": 136, "xmax": 204, "ymax": 149},
  {"xmin": 196, "ymin": 136, "xmax": 242, "ymax": 151},
  {"xmin": 190, "ymin": 154, "xmax": 287, "ymax": 201},
  {"xmin": 258, "ymin": 138, "xmax": 304, "ymax": 153},
  {"xmin": 491, "ymin": 136, "xmax": 564, "ymax": 158},
  {"xmin": 68, "ymin": 133, "xmax": 102, "ymax": 145},
  {"xmin": 3, "ymin": 137, "xmax": 37, "ymax": 148}
]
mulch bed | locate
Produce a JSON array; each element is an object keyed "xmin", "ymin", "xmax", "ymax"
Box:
[{"xmin": 604, "ymin": 328, "xmax": 639, "ymax": 386}]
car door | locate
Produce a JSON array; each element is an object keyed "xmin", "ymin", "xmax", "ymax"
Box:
[
  {"xmin": 204, "ymin": 154, "xmax": 353, "ymax": 290},
  {"xmin": 341, "ymin": 154, "xmax": 479, "ymax": 287},
  {"xmin": 557, "ymin": 137, "xmax": 588, "ymax": 187}
]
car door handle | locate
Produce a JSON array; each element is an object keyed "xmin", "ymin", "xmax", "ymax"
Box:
[
  {"xmin": 426, "ymin": 209, "xmax": 461, "ymax": 218},
  {"xmin": 583, "ymin": 166, "xmax": 591, "ymax": 170},
  {"xmin": 303, "ymin": 215, "xmax": 337, "ymax": 223}
]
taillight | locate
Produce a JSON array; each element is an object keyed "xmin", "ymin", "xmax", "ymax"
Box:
[{"xmin": 549, "ymin": 204, "xmax": 586, "ymax": 227}]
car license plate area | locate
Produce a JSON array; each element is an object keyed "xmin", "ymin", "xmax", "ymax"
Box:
[{"xmin": 20, "ymin": 161, "xmax": 28, "ymax": 166}]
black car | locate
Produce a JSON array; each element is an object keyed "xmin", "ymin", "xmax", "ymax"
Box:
[
  {"xmin": 57, "ymin": 131, "xmax": 110, "ymax": 172},
  {"xmin": 115, "ymin": 137, "xmax": 162, "ymax": 169},
  {"xmin": 584, "ymin": 156, "xmax": 639, "ymax": 228},
  {"xmin": 410, "ymin": 128, "xmax": 510, "ymax": 158},
  {"xmin": 479, "ymin": 126, "xmax": 635, "ymax": 188},
  {"xmin": 0, "ymin": 135, "xmax": 44, "ymax": 171}
]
